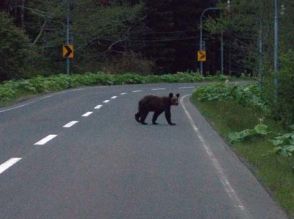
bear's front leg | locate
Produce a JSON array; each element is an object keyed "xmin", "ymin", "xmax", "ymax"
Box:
[
  {"xmin": 165, "ymin": 109, "xmax": 176, "ymax": 125},
  {"xmin": 152, "ymin": 110, "xmax": 163, "ymax": 125}
]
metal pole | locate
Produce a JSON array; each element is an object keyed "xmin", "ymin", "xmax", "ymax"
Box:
[
  {"xmin": 258, "ymin": 16, "xmax": 263, "ymax": 88},
  {"xmin": 199, "ymin": 13, "xmax": 204, "ymax": 76},
  {"xmin": 221, "ymin": 31, "xmax": 224, "ymax": 74},
  {"xmin": 199, "ymin": 7, "xmax": 220, "ymax": 76},
  {"xmin": 274, "ymin": 0, "xmax": 279, "ymax": 102},
  {"xmin": 66, "ymin": 0, "xmax": 70, "ymax": 75}
]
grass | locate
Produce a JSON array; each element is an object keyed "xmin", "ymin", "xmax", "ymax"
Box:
[{"xmin": 190, "ymin": 94, "xmax": 294, "ymax": 218}]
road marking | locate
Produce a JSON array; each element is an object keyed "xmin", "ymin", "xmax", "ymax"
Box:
[
  {"xmin": 180, "ymin": 95, "xmax": 250, "ymax": 218},
  {"xmin": 0, "ymin": 88, "xmax": 85, "ymax": 113},
  {"xmin": 63, "ymin": 121, "xmax": 78, "ymax": 128},
  {"xmin": 178, "ymin": 86, "xmax": 195, "ymax": 89},
  {"xmin": 94, "ymin": 104, "xmax": 103, "ymax": 109},
  {"xmin": 111, "ymin": 96, "xmax": 117, "ymax": 99},
  {"xmin": 151, "ymin": 88, "xmax": 166, "ymax": 91},
  {"xmin": 0, "ymin": 95, "xmax": 53, "ymax": 113},
  {"xmin": 132, "ymin": 90, "xmax": 142, "ymax": 93},
  {"xmin": 0, "ymin": 158, "xmax": 22, "ymax": 175},
  {"xmin": 103, "ymin": 100, "xmax": 110, "ymax": 103},
  {"xmin": 82, "ymin": 112, "xmax": 93, "ymax": 117},
  {"xmin": 120, "ymin": 92, "xmax": 127, "ymax": 95},
  {"xmin": 34, "ymin": 134, "xmax": 57, "ymax": 146}
]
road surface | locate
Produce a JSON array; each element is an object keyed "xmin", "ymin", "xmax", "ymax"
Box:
[{"xmin": 0, "ymin": 83, "xmax": 288, "ymax": 218}]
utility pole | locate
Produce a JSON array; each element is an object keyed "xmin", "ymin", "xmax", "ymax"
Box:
[
  {"xmin": 199, "ymin": 1, "xmax": 230, "ymax": 76},
  {"xmin": 66, "ymin": 0, "xmax": 71, "ymax": 75},
  {"xmin": 199, "ymin": 7, "xmax": 218, "ymax": 76},
  {"xmin": 220, "ymin": 31, "xmax": 224, "ymax": 75},
  {"xmin": 274, "ymin": 0, "xmax": 279, "ymax": 102}
]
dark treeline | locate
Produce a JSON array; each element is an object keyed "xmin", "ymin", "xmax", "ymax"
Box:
[{"xmin": 0, "ymin": 0, "xmax": 221, "ymax": 80}]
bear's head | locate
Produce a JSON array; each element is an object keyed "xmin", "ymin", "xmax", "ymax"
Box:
[{"xmin": 169, "ymin": 93, "xmax": 180, "ymax": 105}]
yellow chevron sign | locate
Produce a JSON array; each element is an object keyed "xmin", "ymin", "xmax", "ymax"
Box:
[
  {"xmin": 197, "ymin": 50, "xmax": 206, "ymax": 62},
  {"xmin": 63, "ymin": 44, "xmax": 74, "ymax": 59}
]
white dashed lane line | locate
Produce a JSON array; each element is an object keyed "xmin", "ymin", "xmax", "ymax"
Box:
[
  {"xmin": 132, "ymin": 90, "xmax": 142, "ymax": 93},
  {"xmin": 178, "ymin": 86, "xmax": 195, "ymax": 89},
  {"xmin": 34, "ymin": 134, "xmax": 58, "ymax": 146},
  {"xmin": 63, "ymin": 121, "xmax": 79, "ymax": 128},
  {"xmin": 82, "ymin": 112, "xmax": 93, "ymax": 117},
  {"xmin": 94, "ymin": 104, "xmax": 103, "ymax": 109},
  {"xmin": 0, "ymin": 158, "xmax": 22, "ymax": 175},
  {"xmin": 151, "ymin": 88, "xmax": 166, "ymax": 91},
  {"xmin": 1, "ymin": 86, "xmax": 195, "ymax": 175}
]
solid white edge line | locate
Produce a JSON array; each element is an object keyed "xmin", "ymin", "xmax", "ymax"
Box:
[
  {"xmin": 103, "ymin": 100, "xmax": 110, "ymax": 103},
  {"xmin": 63, "ymin": 121, "xmax": 79, "ymax": 128},
  {"xmin": 0, "ymin": 158, "xmax": 22, "ymax": 175},
  {"xmin": 0, "ymin": 88, "xmax": 85, "ymax": 113},
  {"xmin": 34, "ymin": 134, "xmax": 58, "ymax": 146},
  {"xmin": 180, "ymin": 95, "xmax": 250, "ymax": 218},
  {"xmin": 94, "ymin": 104, "xmax": 103, "ymax": 109},
  {"xmin": 82, "ymin": 112, "xmax": 93, "ymax": 117}
]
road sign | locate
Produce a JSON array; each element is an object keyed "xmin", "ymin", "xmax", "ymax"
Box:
[
  {"xmin": 63, "ymin": 44, "xmax": 74, "ymax": 59},
  {"xmin": 197, "ymin": 50, "xmax": 206, "ymax": 62}
]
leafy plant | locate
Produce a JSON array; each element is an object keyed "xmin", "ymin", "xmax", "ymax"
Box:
[
  {"xmin": 195, "ymin": 82, "xmax": 270, "ymax": 114},
  {"xmin": 271, "ymin": 127, "xmax": 294, "ymax": 157},
  {"xmin": 228, "ymin": 123, "xmax": 270, "ymax": 143}
]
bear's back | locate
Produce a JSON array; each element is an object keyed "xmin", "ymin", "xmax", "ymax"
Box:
[{"xmin": 139, "ymin": 95, "xmax": 169, "ymax": 111}]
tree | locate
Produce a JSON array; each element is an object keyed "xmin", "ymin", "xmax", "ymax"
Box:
[
  {"xmin": 204, "ymin": 0, "xmax": 294, "ymax": 125},
  {"xmin": 142, "ymin": 0, "xmax": 217, "ymax": 73},
  {"xmin": 71, "ymin": 0, "xmax": 145, "ymax": 72},
  {"xmin": 0, "ymin": 12, "xmax": 35, "ymax": 81}
]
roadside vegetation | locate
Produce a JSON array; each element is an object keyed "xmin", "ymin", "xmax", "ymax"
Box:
[
  {"xmin": 191, "ymin": 81, "xmax": 294, "ymax": 217},
  {"xmin": 0, "ymin": 72, "xmax": 229, "ymax": 106}
]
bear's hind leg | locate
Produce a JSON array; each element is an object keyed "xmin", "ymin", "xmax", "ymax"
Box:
[
  {"xmin": 135, "ymin": 112, "xmax": 141, "ymax": 123},
  {"xmin": 140, "ymin": 111, "xmax": 148, "ymax": 125}
]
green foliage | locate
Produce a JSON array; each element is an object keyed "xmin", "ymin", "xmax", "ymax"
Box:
[
  {"xmin": 0, "ymin": 12, "xmax": 35, "ymax": 80},
  {"xmin": 228, "ymin": 123, "xmax": 270, "ymax": 143},
  {"xmin": 272, "ymin": 128, "xmax": 294, "ymax": 157},
  {"xmin": 0, "ymin": 72, "xmax": 207, "ymax": 105},
  {"xmin": 266, "ymin": 50, "xmax": 294, "ymax": 126},
  {"xmin": 195, "ymin": 82, "xmax": 269, "ymax": 113},
  {"xmin": 191, "ymin": 92, "xmax": 294, "ymax": 216}
]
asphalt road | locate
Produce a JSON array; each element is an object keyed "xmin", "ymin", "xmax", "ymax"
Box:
[{"xmin": 0, "ymin": 83, "xmax": 289, "ymax": 219}]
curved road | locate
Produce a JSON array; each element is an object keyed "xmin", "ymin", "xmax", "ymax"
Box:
[{"xmin": 0, "ymin": 84, "xmax": 288, "ymax": 219}]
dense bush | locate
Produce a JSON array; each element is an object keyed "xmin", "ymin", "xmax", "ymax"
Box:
[
  {"xmin": 0, "ymin": 12, "xmax": 37, "ymax": 81},
  {"xmin": 263, "ymin": 51, "xmax": 294, "ymax": 126},
  {"xmin": 0, "ymin": 72, "xmax": 206, "ymax": 104},
  {"xmin": 195, "ymin": 82, "xmax": 269, "ymax": 114}
]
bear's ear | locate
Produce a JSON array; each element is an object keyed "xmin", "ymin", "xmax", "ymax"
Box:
[
  {"xmin": 176, "ymin": 93, "xmax": 180, "ymax": 97},
  {"xmin": 169, "ymin": 93, "xmax": 173, "ymax": 98}
]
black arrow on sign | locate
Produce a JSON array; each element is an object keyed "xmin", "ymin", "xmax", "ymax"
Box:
[{"xmin": 64, "ymin": 45, "xmax": 72, "ymax": 58}]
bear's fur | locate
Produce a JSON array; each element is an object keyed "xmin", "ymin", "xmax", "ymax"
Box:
[{"xmin": 135, "ymin": 93, "xmax": 180, "ymax": 125}]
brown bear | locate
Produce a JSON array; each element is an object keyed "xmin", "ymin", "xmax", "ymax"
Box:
[{"xmin": 135, "ymin": 93, "xmax": 180, "ymax": 125}]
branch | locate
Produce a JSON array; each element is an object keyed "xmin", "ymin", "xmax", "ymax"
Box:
[{"xmin": 32, "ymin": 19, "xmax": 48, "ymax": 46}]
